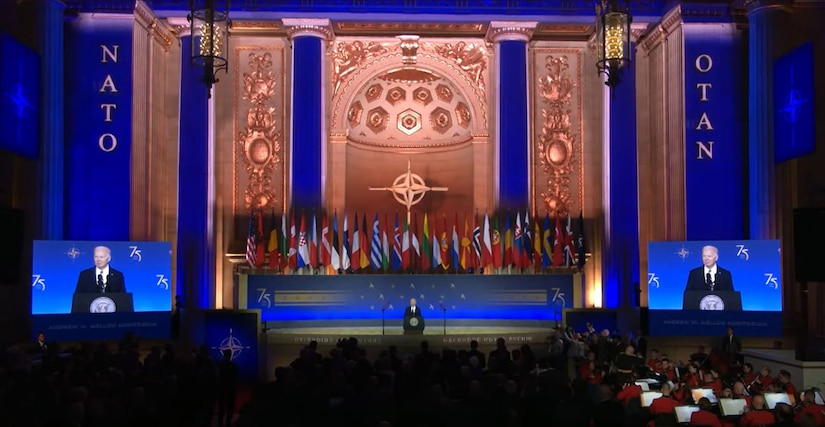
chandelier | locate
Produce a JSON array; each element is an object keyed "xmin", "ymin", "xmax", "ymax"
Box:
[
  {"xmin": 595, "ymin": 0, "xmax": 632, "ymax": 90},
  {"xmin": 188, "ymin": 0, "xmax": 231, "ymax": 97}
]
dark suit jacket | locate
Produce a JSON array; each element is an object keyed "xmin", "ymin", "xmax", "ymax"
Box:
[
  {"xmin": 685, "ymin": 266, "xmax": 734, "ymax": 292},
  {"xmin": 404, "ymin": 306, "xmax": 424, "ymax": 320},
  {"xmin": 74, "ymin": 267, "xmax": 127, "ymax": 293}
]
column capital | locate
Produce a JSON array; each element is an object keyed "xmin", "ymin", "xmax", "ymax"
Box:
[
  {"xmin": 282, "ymin": 18, "xmax": 333, "ymax": 41},
  {"xmin": 166, "ymin": 17, "xmax": 191, "ymax": 37},
  {"xmin": 486, "ymin": 21, "xmax": 538, "ymax": 43},
  {"xmin": 745, "ymin": 0, "xmax": 793, "ymax": 15}
]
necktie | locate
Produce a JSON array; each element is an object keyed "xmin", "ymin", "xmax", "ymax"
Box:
[
  {"xmin": 412, "ymin": 307, "xmax": 415, "ymax": 314},
  {"xmin": 706, "ymin": 272, "xmax": 714, "ymax": 291},
  {"xmin": 98, "ymin": 273, "xmax": 106, "ymax": 293}
]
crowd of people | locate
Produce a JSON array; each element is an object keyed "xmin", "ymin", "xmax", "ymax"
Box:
[{"xmin": 2, "ymin": 326, "xmax": 822, "ymax": 427}]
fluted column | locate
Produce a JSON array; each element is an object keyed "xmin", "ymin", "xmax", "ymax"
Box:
[
  {"xmin": 176, "ymin": 33, "xmax": 212, "ymax": 309},
  {"xmin": 37, "ymin": 0, "xmax": 65, "ymax": 239},
  {"xmin": 747, "ymin": 0, "xmax": 791, "ymax": 239},
  {"xmin": 603, "ymin": 27, "xmax": 645, "ymax": 308},
  {"xmin": 283, "ymin": 19, "xmax": 330, "ymax": 212},
  {"xmin": 488, "ymin": 21, "xmax": 537, "ymax": 210}
]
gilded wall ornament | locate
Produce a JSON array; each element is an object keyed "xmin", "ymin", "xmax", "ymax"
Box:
[
  {"xmin": 237, "ymin": 52, "xmax": 281, "ymax": 210},
  {"xmin": 331, "ymin": 41, "xmax": 389, "ymax": 95},
  {"xmin": 537, "ymin": 55, "xmax": 576, "ymax": 217},
  {"xmin": 430, "ymin": 42, "xmax": 487, "ymax": 93}
]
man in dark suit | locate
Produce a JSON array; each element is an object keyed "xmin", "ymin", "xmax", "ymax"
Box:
[
  {"xmin": 684, "ymin": 245, "xmax": 735, "ymax": 292},
  {"xmin": 403, "ymin": 298, "xmax": 424, "ymax": 333},
  {"xmin": 74, "ymin": 246, "xmax": 127, "ymax": 293}
]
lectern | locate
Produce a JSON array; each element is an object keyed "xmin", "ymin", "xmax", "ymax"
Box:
[
  {"xmin": 682, "ymin": 291, "xmax": 742, "ymax": 311},
  {"xmin": 71, "ymin": 293, "xmax": 134, "ymax": 314},
  {"xmin": 403, "ymin": 312, "xmax": 425, "ymax": 335}
]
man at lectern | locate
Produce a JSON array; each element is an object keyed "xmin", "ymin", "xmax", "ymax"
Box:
[
  {"xmin": 403, "ymin": 298, "xmax": 425, "ymax": 333},
  {"xmin": 74, "ymin": 246, "xmax": 127, "ymax": 294},
  {"xmin": 684, "ymin": 245, "xmax": 735, "ymax": 292}
]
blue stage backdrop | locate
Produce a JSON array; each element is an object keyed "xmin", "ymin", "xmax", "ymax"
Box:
[
  {"xmin": 647, "ymin": 240, "xmax": 782, "ymax": 337},
  {"xmin": 182, "ymin": 309, "xmax": 261, "ymax": 383},
  {"xmin": 0, "ymin": 33, "xmax": 40, "ymax": 158},
  {"xmin": 245, "ymin": 274, "xmax": 574, "ymax": 322},
  {"xmin": 774, "ymin": 41, "xmax": 815, "ymax": 163},
  {"xmin": 31, "ymin": 240, "xmax": 172, "ymax": 341},
  {"xmin": 683, "ymin": 24, "xmax": 745, "ymax": 241},
  {"xmin": 65, "ymin": 15, "xmax": 133, "ymax": 240}
]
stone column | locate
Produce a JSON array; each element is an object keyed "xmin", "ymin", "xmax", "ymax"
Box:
[
  {"xmin": 282, "ymin": 19, "xmax": 331, "ymax": 212},
  {"xmin": 176, "ymin": 33, "xmax": 213, "ymax": 309},
  {"xmin": 746, "ymin": 0, "xmax": 791, "ymax": 240},
  {"xmin": 603, "ymin": 26, "xmax": 646, "ymax": 308},
  {"xmin": 37, "ymin": 0, "xmax": 65, "ymax": 239},
  {"xmin": 487, "ymin": 21, "xmax": 537, "ymax": 211}
]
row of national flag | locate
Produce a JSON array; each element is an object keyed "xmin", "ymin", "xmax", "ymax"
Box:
[{"xmin": 245, "ymin": 210, "xmax": 587, "ymax": 274}]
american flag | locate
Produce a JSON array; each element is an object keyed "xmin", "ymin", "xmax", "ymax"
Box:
[{"xmin": 246, "ymin": 213, "xmax": 257, "ymax": 268}]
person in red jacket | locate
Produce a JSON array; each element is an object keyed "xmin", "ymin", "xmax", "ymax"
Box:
[
  {"xmin": 702, "ymin": 372, "xmax": 723, "ymax": 398},
  {"xmin": 776, "ymin": 370, "xmax": 798, "ymax": 397},
  {"xmin": 750, "ymin": 366, "xmax": 773, "ymax": 394},
  {"xmin": 731, "ymin": 381, "xmax": 752, "ymax": 407},
  {"xmin": 647, "ymin": 349, "xmax": 661, "ymax": 372},
  {"xmin": 617, "ymin": 380, "xmax": 643, "ymax": 404},
  {"xmin": 690, "ymin": 397, "xmax": 722, "ymax": 427},
  {"xmin": 648, "ymin": 383, "xmax": 680, "ymax": 427},
  {"xmin": 740, "ymin": 395, "xmax": 776, "ymax": 427},
  {"xmin": 682, "ymin": 364, "xmax": 702, "ymax": 389},
  {"xmin": 741, "ymin": 363, "xmax": 756, "ymax": 387},
  {"xmin": 794, "ymin": 388, "xmax": 825, "ymax": 426}
]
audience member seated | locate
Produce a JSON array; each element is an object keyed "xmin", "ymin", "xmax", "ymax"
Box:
[
  {"xmin": 591, "ymin": 384, "xmax": 625, "ymax": 427},
  {"xmin": 647, "ymin": 349, "xmax": 660, "ymax": 372},
  {"xmin": 739, "ymin": 395, "xmax": 775, "ymax": 427},
  {"xmin": 682, "ymin": 363, "xmax": 702, "ymax": 388},
  {"xmin": 690, "ymin": 397, "xmax": 722, "ymax": 427}
]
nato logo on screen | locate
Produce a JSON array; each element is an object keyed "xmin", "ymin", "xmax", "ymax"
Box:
[
  {"xmin": 0, "ymin": 33, "xmax": 40, "ymax": 158},
  {"xmin": 774, "ymin": 41, "xmax": 815, "ymax": 163}
]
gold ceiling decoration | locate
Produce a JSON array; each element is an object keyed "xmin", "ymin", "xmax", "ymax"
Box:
[
  {"xmin": 535, "ymin": 24, "xmax": 593, "ymax": 40},
  {"xmin": 378, "ymin": 68, "xmax": 441, "ymax": 84},
  {"xmin": 537, "ymin": 55, "xmax": 576, "ymax": 217},
  {"xmin": 334, "ymin": 22, "xmax": 486, "ymax": 35}
]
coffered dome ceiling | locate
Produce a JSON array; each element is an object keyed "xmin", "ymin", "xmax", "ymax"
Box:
[{"xmin": 345, "ymin": 67, "xmax": 473, "ymax": 149}]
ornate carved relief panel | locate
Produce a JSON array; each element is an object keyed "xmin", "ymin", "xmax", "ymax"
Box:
[
  {"xmin": 233, "ymin": 47, "xmax": 287, "ymax": 215},
  {"xmin": 531, "ymin": 47, "xmax": 585, "ymax": 217}
]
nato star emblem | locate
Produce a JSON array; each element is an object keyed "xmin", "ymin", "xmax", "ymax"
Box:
[
  {"xmin": 213, "ymin": 328, "xmax": 250, "ymax": 361},
  {"xmin": 4, "ymin": 83, "xmax": 32, "ymax": 119}
]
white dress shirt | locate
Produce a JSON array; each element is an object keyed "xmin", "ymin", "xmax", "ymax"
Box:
[
  {"xmin": 97, "ymin": 266, "xmax": 110, "ymax": 284},
  {"xmin": 704, "ymin": 265, "xmax": 717, "ymax": 282}
]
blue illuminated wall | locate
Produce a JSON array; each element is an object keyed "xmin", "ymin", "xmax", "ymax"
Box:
[
  {"xmin": 245, "ymin": 274, "xmax": 574, "ymax": 322},
  {"xmin": 774, "ymin": 41, "xmax": 815, "ymax": 163},
  {"xmin": 683, "ymin": 23, "xmax": 746, "ymax": 240},
  {"xmin": 498, "ymin": 41, "xmax": 529, "ymax": 209},
  {"xmin": 0, "ymin": 33, "xmax": 40, "ymax": 158},
  {"xmin": 65, "ymin": 15, "xmax": 133, "ymax": 240},
  {"xmin": 290, "ymin": 36, "xmax": 323, "ymax": 210}
]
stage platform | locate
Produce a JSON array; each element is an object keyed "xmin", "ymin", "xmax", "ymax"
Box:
[{"xmin": 260, "ymin": 321, "xmax": 554, "ymax": 380}]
